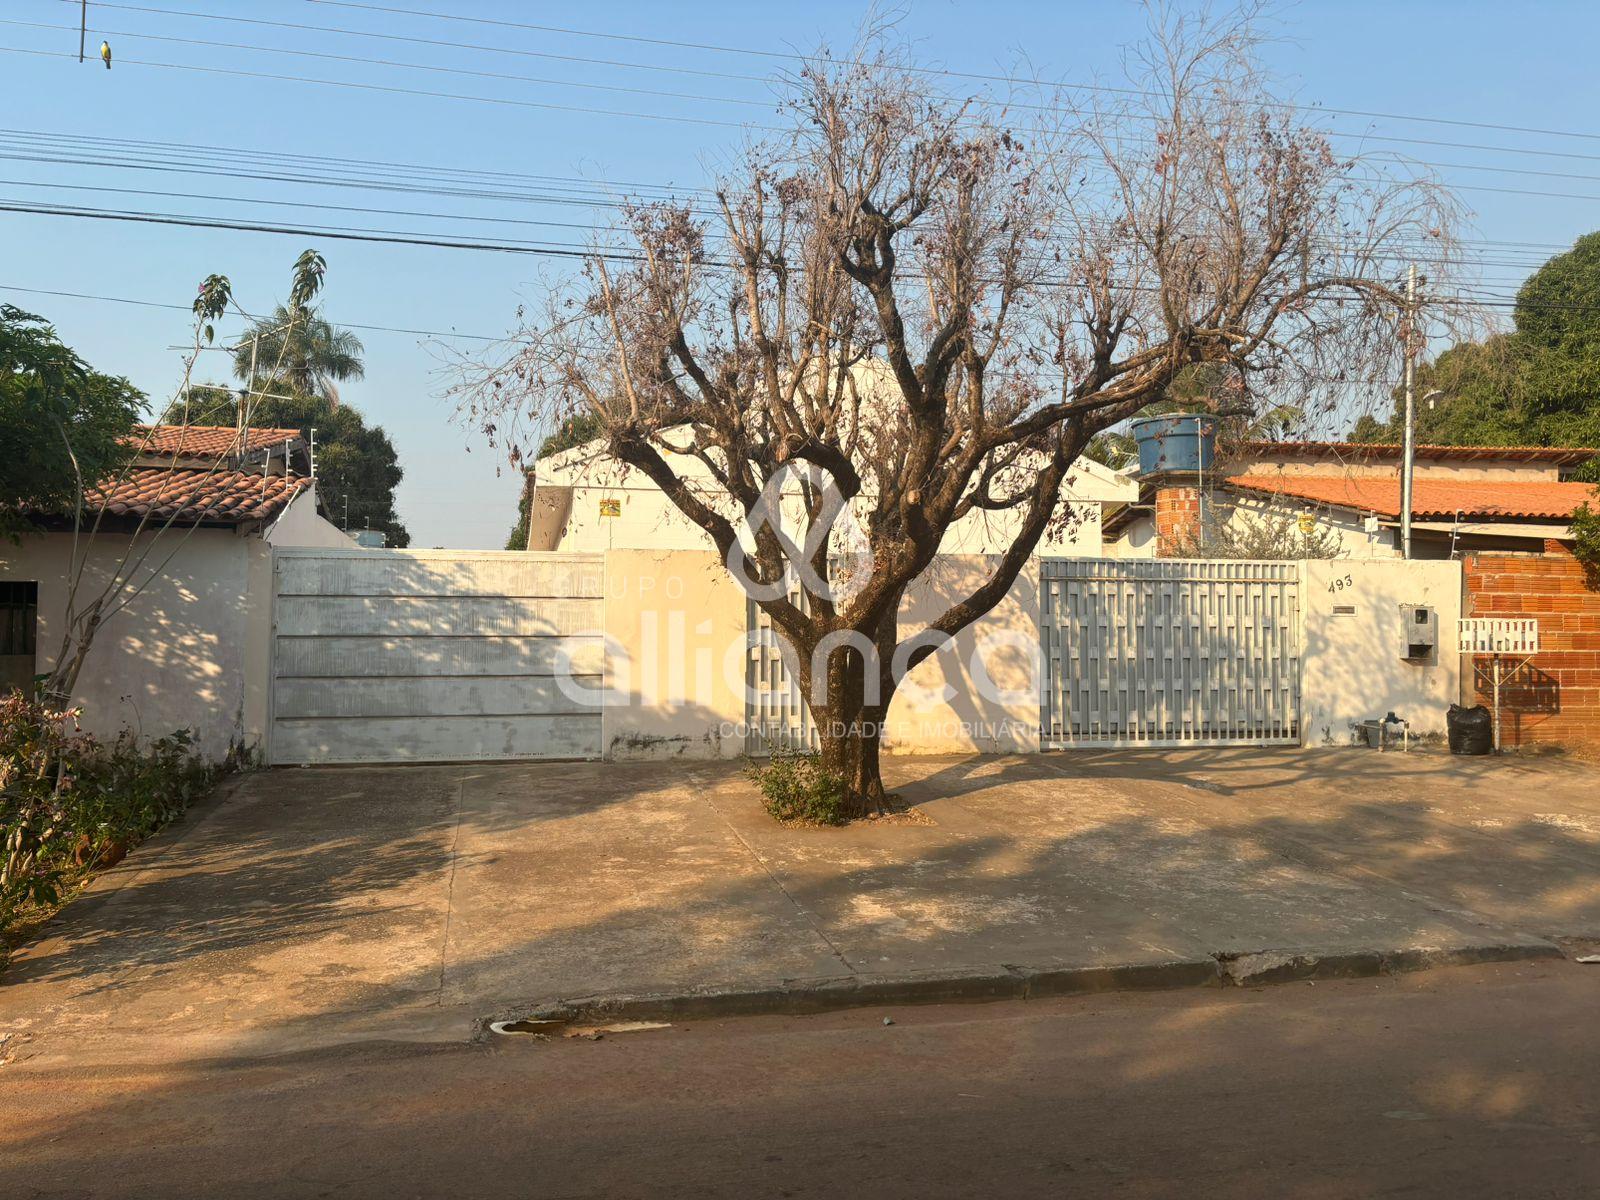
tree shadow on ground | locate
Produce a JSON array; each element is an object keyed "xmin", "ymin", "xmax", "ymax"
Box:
[
  {"xmin": 7, "ymin": 748, "xmax": 1600, "ymax": 1196},
  {"xmin": 5, "ymin": 747, "xmax": 1600, "ymax": 1052},
  {"xmin": 0, "ymin": 757, "xmax": 705, "ymax": 997}
]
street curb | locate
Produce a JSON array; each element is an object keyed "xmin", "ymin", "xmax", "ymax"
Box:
[
  {"xmin": 484, "ymin": 938, "xmax": 1567, "ymax": 1031},
  {"xmin": 1214, "ymin": 938, "xmax": 1564, "ymax": 986}
]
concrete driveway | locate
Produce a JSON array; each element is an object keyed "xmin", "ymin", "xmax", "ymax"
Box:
[{"xmin": 4, "ymin": 747, "xmax": 1600, "ymax": 1068}]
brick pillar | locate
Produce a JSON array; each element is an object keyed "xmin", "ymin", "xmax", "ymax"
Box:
[{"xmin": 1154, "ymin": 485, "xmax": 1202, "ymax": 558}]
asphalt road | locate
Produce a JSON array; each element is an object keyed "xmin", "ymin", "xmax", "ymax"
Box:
[{"xmin": 6, "ymin": 960, "xmax": 1599, "ymax": 1199}]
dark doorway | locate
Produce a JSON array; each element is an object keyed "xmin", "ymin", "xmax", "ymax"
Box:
[{"xmin": 1, "ymin": 580, "xmax": 39, "ymax": 693}]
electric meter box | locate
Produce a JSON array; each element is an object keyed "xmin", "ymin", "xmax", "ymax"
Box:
[{"xmin": 1399, "ymin": 603, "xmax": 1438, "ymax": 661}]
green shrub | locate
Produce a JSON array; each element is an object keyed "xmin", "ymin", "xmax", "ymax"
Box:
[
  {"xmin": 746, "ymin": 749, "xmax": 850, "ymax": 826},
  {"xmin": 1573, "ymin": 493, "xmax": 1600, "ymax": 588},
  {"xmin": 1, "ymin": 692, "xmax": 218, "ymax": 934}
]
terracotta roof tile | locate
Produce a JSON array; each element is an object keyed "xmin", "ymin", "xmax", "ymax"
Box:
[
  {"xmin": 1239, "ymin": 440, "xmax": 1598, "ymax": 467},
  {"xmin": 1226, "ymin": 474, "xmax": 1595, "ymax": 520},
  {"xmin": 131, "ymin": 425, "xmax": 304, "ymax": 458},
  {"xmin": 87, "ymin": 467, "xmax": 311, "ymax": 524}
]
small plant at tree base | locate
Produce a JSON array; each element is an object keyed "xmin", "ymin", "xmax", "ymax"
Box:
[{"xmin": 746, "ymin": 749, "xmax": 850, "ymax": 826}]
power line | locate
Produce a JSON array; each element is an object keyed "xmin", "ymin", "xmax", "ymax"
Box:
[
  {"xmin": 0, "ymin": 279, "xmax": 1504, "ymax": 389},
  {"xmin": 1, "ymin": 125, "xmax": 1584, "ymax": 275},
  {"xmin": 4, "ymin": 131, "xmax": 1596, "ymax": 274},
  {"xmin": 9, "ymin": 125, "xmax": 1582, "ymax": 260},
  {"xmin": 11, "ymin": 35, "xmax": 1600, "ymax": 226},
  {"xmin": 0, "ymin": 176, "xmax": 1554, "ymax": 280},
  {"xmin": 5, "ymin": 134, "xmax": 1568, "ymax": 273},
  {"xmin": 16, "ymin": 17, "xmax": 1600, "ymax": 211},
  {"xmin": 9, "ymin": 195, "xmax": 1599, "ymax": 316},
  {"xmin": 0, "ymin": 45, "xmax": 772, "ymax": 131},
  {"xmin": 51, "ymin": 0, "xmax": 776, "ymax": 85},
  {"xmin": 300, "ymin": 0, "xmax": 1600, "ymax": 147},
  {"xmin": 0, "ymin": 145, "xmax": 706, "ymax": 218},
  {"xmin": 0, "ymin": 281, "xmax": 500, "ymax": 340},
  {"xmin": 0, "ymin": 126, "xmax": 712, "ymax": 198},
  {"xmin": 0, "ymin": 176, "xmax": 630, "ymax": 236},
  {"xmin": 0, "ymin": 135, "xmax": 1576, "ymax": 279},
  {"xmin": 0, "ymin": 198, "xmax": 617, "ymax": 256},
  {"xmin": 27, "ymin": 4, "xmax": 1600, "ymax": 171},
  {"xmin": 0, "ymin": 133, "xmax": 717, "ymax": 211},
  {"xmin": 0, "ymin": 16, "xmax": 772, "ymax": 110}
]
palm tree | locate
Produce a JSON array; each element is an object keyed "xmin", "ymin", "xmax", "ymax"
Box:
[{"xmin": 233, "ymin": 305, "xmax": 364, "ymax": 406}]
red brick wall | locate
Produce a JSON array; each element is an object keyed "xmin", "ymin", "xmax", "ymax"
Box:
[
  {"xmin": 1154, "ymin": 486, "xmax": 1202, "ymax": 558},
  {"xmin": 1462, "ymin": 545, "xmax": 1600, "ymax": 747}
]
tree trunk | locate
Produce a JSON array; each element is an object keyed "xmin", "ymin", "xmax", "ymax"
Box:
[
  {"xmin": 807, "ymin": 606, "xmax": 900, "ymax": 819},
  {"xmin": 817, "ymin": 701, "xmax": 890, "ymax": 818},
  {"xmin": 43, "ymin": 599, "xmax": 102, "ymax": 707}
]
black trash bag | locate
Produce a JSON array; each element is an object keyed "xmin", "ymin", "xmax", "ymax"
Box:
[{"xmin": 1446, "ymin": 704, "xmax": 1493, "ymax": 755}]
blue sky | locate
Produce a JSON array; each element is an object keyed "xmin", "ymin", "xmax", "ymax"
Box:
[{"xmin": 4, "ymin": 1, "xmax": 1600, "ymax": 548}]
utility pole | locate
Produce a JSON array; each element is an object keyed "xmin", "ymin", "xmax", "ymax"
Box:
[
  {"xmin": 78, "ymin": 0, "xmax": 86, "ymax": 62},
  {"xmin": 343, "ymin": 495, "xmax": 349, "ymax": 531},
  {"xmin": 1401, "ymin": 264, "xmax": 1418, "ymax": 560}
]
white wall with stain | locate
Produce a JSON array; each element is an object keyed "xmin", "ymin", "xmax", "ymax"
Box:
[
  {"xmin": 1299, "ymin": 558, "xmax": 1462, "ymax": 743},
  {"xmin": 3, "ymin": 528, "xmax": 266, "ymax": 759}
]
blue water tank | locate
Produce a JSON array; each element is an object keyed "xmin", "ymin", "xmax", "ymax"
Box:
[{"xmin": 1130, "ymin": 414, "xmax": 1219, "ymax": 477}]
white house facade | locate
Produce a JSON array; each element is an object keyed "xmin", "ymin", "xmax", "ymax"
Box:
[{"xmin": 1, "ymin": 426, "xmax": 354, "ymax": 759}]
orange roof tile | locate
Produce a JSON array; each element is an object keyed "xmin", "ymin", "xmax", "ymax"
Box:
[
  {"xmin": 87, "ymin": 467, "xmax": 311, "ymax": 525},
  {"xmin": 1227, "ymin": 474, "xmax": 1595, "ymax": 521},
  {"xmin": 131, "ymin": 425, "xmax": 304, "ymax": 458},
  {"xmin": 1239, "ymin": 441, "xmax": 1598, "ymax": 467}
]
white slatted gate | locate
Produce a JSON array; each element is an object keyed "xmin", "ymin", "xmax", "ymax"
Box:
[
  {"xmin": 1039, "ymin": 559, "xmax": 1301, "ymax": 748},
  {"xmin": 269, "ymin": 548, "xmax": 604, "ymax": 765},
  {"xmin": 744, "ymin": 590, "xmax": 819, "ymax": 755}
]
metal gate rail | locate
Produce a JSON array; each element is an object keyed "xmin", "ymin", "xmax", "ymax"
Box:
[
  {"xmin": 744, "ymin": 587, "xmax": 819, "ymax": 755},
  {"xmin": 1039, "ymin": 558, "xmax": 1301, "ymax": 748}
]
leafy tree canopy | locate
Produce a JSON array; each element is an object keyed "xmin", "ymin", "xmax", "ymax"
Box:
[
  {"xmin": 1351, "ymin": 232, "xmax": 1600, "ymax": 482},
  {"xmin": 0, "ymin": 305, "xmax": 144, "ymax": 538},
  {"xmin": 504, "ymin": 412, "xmax": 604, "ymax": 549},
  {"xmin": 537, "ymin": 411, "xmax": 604, "ymax": 461}
]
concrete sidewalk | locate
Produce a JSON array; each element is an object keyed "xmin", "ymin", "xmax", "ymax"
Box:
[{"xmin": 4, "ymin": 748, "xmax": 1599, "ymax": 1067}]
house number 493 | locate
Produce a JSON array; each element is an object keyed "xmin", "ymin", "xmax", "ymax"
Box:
[{"xmin": 1328, "ymin": 573, "xmax": 1354, "ymax": 594}]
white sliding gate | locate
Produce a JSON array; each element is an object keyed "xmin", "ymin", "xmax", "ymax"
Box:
[
  {"xmin": 269, "ymin": 548, "xmax": 604, "ymax": 765},
  {"xmin": 1039, "ymin": 558, "xmax": 1301, "ymax": 748},
  {"xmin": 744, "ymin": 590, "xmax": 819, "ymax": 755}
]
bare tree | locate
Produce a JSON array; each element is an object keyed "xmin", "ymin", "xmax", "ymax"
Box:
[{"xmin": 460, "ymin": 9, "xmax": 1467, "ymax": 815}]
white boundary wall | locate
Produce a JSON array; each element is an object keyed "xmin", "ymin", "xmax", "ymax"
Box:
[
  {"xmin": 4, "ymin": 536, "xmax": 1463, "ymax": 764},
  {"xmin": 1299, "ymin": 558, "xmax": 1461, "ymax": 743},
  {"xmin": 0, "ymin": 528, "xmax": 272, "ymax": 760}
]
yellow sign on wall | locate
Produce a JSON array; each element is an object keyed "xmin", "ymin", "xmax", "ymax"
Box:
[{"xmin": 598, "ymin": 498, "xmax": 622, "ymax": 518}]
